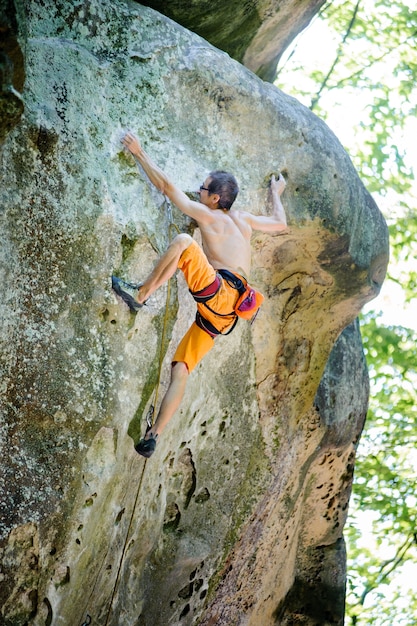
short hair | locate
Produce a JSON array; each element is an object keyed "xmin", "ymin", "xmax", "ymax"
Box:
[{"xmin": 208, "ymin": 170, "xmax": 239, "ymax": 210}]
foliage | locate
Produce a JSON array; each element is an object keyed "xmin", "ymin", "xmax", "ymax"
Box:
[
  {"xmin": 347, "ymin": 311, "xmax": 417, "ymax": 625},
  {"xmin": 275, "ymin": 1, "xmax": 417, "ymax": 624},
  {"xmin": 388, "ymin": 217, "xmax": 417, "ymax": 302},
  {"xmin": 277, "ymin": 0, "xmax": 417, "ymax": 196}
]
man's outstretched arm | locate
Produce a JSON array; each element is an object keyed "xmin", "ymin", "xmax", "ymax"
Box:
[
  {"xmin": 122, "ymin": 131, "xmax": 172, "ymax": 195},
  {"xmin": 121, "ymin": 132, "xmax": 215, "ymax": 224},
  {"xmin": 270, "ymin": 174, "xmax": 287, "ymax": 227},
  {"xmin": 245, "ymin": 174, "xmax": 288, "ymax": 234}
]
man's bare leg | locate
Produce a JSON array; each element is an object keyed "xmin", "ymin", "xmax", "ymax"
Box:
[
  {"xmin": 146, "ymin": 362, "xmax": 189, "ymax": 440},
  {"xmin": 137, "ymin": 233, "xmax": 193, "ymax": 304},
  {"xmin": 131, "ymin": 234, "xmax": 193, "ymax": 457}
]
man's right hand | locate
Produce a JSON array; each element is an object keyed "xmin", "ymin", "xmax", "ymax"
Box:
[{"xmin": 121, "ymin": 131, "xmax": 142, "ymax": 159}]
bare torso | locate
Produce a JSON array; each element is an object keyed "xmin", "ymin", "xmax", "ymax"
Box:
[{"xmin": 197, "ymin": 209, "xmax": 252, "ymax": 278}]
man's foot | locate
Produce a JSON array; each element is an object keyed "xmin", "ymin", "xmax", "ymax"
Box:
[
  {"xmin": 135, "ymin": 434, "xmax": 158, "ymax": 458},
  {"xmin": 111, "ymin": 276, "xmax": 144, "ymax": 312}
]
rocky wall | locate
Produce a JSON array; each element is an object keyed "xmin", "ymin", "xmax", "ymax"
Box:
[{"xmin": 139, "ymin": 0, "xmax": 327, "ymax": 81}]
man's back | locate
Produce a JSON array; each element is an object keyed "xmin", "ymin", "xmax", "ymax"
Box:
[{"xmin": 198, "ymin": 209, "xmax": 253, "ymax": 278}]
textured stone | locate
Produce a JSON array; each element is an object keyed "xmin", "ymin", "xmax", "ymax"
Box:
[
  {"xmin": 0, "ymin": 1, "xmax": 388, "ymax": 625},
  {"xmin": 139, "ymin": 0, "xmax": 327, "ymax": 81},
  {"xmin": 0, "ymin": 0, "xmax": 25, "ymax": 141}
]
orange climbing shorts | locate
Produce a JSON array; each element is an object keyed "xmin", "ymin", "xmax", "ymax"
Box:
[{"xmin": 172, "ymin": 240, "xmax": 240, "ymax": 372}]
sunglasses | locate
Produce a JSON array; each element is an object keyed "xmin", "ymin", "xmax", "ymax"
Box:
[{"xmin": 199, "ymin": 185, "xmax": 209, "ymax": 191}]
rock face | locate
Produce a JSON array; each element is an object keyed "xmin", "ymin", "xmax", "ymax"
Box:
[
  {"xmin": 0, "ymin": 1, "xmax": 388, "ymax": 625},
  {"xmin": 0, "ymin": 0, "xmax": 25, "ymax": 141},
  {"xmin": 139, "ymin": 0, "xmax": 327, "ymax": 81}
]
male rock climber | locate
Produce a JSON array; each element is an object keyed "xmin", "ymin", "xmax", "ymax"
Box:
[{"xmin": 112, "ymin": 131, "xmax": 288, "ymax": 458}]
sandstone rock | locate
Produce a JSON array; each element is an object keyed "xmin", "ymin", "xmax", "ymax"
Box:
[
  {"xmin": 139, "ymin": 0, "xmax": 327, "ymax": 81},
  {"xmin": 0, "ymin": 1, "xmax": 388, "ymax": 625}
]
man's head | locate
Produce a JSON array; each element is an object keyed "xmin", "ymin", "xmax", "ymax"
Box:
[{"xmin": 199, "ymin": 171, "xmax": 239, "ymax": 210}]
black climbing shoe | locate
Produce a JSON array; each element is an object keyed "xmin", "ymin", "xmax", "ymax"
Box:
[
  {"xmin": 135, "ymin": 434, "xmax": 158, "ymax": 458},
  {"xmin": 111, "ymin": 276, "xmax": 144, "ymax": 312}
]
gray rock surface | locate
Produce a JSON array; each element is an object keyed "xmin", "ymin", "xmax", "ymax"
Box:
[
  {"xmin": 139, "ymin": 0, "xmax": 327, "ymax": 81},
  {"xmin": 0, "ymin": 1, "xmax": 388, "ymax": 625}
]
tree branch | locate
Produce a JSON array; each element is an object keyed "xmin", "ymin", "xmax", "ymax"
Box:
[
  {"xmin": 310, "ymin": 0, "xmax": 361, "ymax": 110},
  {"xmin": 358, "ymin": 532, "xmax": 416, "ymax": 608},
  {"xmin": 322, "ymin": 29, "xmax": 417, "ymax": 93}
]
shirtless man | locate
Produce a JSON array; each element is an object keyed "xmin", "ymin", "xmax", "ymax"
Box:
[{"xmin": 113, "ymin": 131, "xmax": 288, "ymax": 458}]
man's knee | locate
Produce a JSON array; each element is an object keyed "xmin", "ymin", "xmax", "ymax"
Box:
[
  {"xmin": 171, "ymin": 361, "xmax": 189, "ymax": 380},
  {"xmin": 171, "ymin": 233, "xmax": 193, "ymax": 255}
]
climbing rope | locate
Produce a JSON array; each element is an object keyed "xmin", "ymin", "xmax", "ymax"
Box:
[
  {"xmin": 103, "ymin": 458, "xmax": 147, "ymax": 626},
  {"xmin": 101, "ymin": 195, "xmax": 180, "ymax": 626}
]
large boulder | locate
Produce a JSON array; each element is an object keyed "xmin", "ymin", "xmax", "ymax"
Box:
[
  {"xmin": 139, "ymin": 0, "xmax": 327, "ymax": 81},
  {"xmin": 0, "ymin": 1, "xmax": 388, "ymax": 625}
]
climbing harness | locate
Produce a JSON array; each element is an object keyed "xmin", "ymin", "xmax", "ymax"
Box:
[
  {"xmin": 191, "ymin": 273, "xmax": 222, "ymax": 303},
  {"xmin": 191, "ymin": 268, "xmax": 264, "ymax": 337},
  {"xmin": 218, "ymin": 269, "xmax": 264, "ymax": 321}
]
